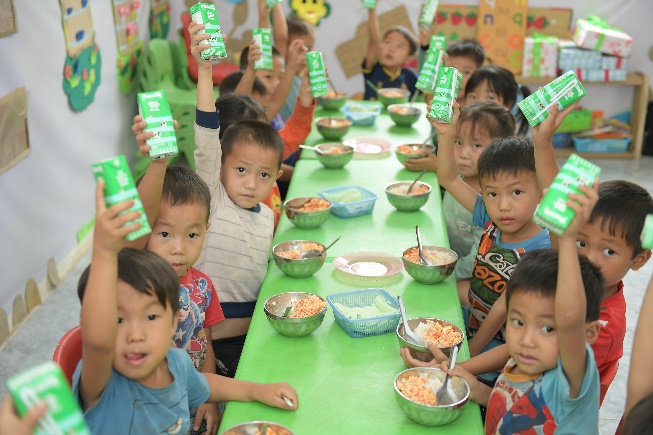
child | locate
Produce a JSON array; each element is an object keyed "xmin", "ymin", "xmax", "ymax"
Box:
[
  {"xmin": 363, "ymin": 6, "xmax": 418, "ymax": 100},
  {"xmin": 280, "ymin": 16, "xmax": 316, "ymax": 122},
  {"xmin": 190, "ymin": 21, "xmax": 285, "ymax": 377},
  {"xmin": 434, "ymin": 103, "xmax": 550, "ymax": 373},
  {"xmin": 72, "ymin": 183, "xmax": 297, "ymax": 434},
  {"xmin": 464, "ymin": 66, "xmax": 531, "ymax": 136}
]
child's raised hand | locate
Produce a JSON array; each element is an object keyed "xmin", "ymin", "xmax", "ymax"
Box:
[
  {"xmin": 532, "ymin": 100, "xmax": 580, "ymax": 145},
  {"xmin": 0, "ymin": 396, "xmax": 47, "ymax": 435},
  {"xmin": 287, "ymin": 39, "xmax": 308, "ymax": 73},
  {"xmin": 94, "ymin": 180, "xmax": 142, "ymax": 255},
  {"xmin": 188, "ymin": 21, "xmax": 212, "ymax": 69},
  {"xmin": 298, "ymin": 67, "xmax": 314, "ymax": 108},
  {"xmin": 561, "ymin": 179, "xmax": 600, "ymax": 239},
  {"xmin": 246, "ymin": 39, "xmax": 263, "ymax": 71},
  {"xmin": 253, "ymin": 382, "xmax": 299, "ymax": 411},
  {"xmin": 400, "ymin": 342, "xmax": 449, "ymax": 368},
  {"xmin": 132, "ymin": 115, "xmax": 177, "ymax": 163},
  {"xmin": 427, "ymin": 99, "xmax": 459, "ymax": 137}
]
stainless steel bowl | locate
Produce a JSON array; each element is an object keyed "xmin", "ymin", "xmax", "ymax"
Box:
[
  {"xmin": 377, "ymin": 88, "xmax": 410, "ymax": 108},
  {"xmin": 385, "ymin": 181, "xmax": 432, "ymax": 212},
  {"xmin": 396, "ymin": 317, "xmax": 464, "ymax": 362},
  {"xmin": 320, "ymin": 92, "xmax": 348, "ymax": 111},
  {"xmin": 394, "ymin": 367, "xmax": 470, "ymax": 426},
  {"xmin": 395, "ymin": 144, "xmax": 437, "ymax": 166},
  {"xmin": 315, "ymin": 117, "xmax": 352, "ymax": 141},
  {"xmin": 283, "ymin": 197, "xmax": 331, "ymax": 229},
  {"xmin": 272, "ymin": 240, "xmax": 327, "ymax": 278},
  {"xmin": 402, "ymin": 245, "xmax": 458, "ymax": 284},
  {"xmin": 264, "ymin": 292, "xmax": 327, "ymax": 338},
  {"xmin": 388, "ymin": 104, "xmax": 423, "ymax": 127},
  {"xmin": 315, "ymin": 143, "xmax": 355, "ymax": 169},
  {"xmin": 221, "ymin": 420, "xmax": 295, "ymax": 435}
]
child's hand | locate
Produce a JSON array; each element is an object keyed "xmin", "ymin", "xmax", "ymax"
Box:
[
  {"xmin": 132, "ymin": 115, "xmax": 178, "ymax": 163},
  {"xmin": 94, "ymin": 180, "xmax": 142, "ymax": 254},
  {"xmin": 428, "ymin": 100, "xmax": 459, "ymax": 137},
  {"xmin": 246, "ymin": 39, "xmax": 263, "ymax": 71},
  {"xmin": 286, "ymin": 39, "xmax": 308, "ymax": 74},
  {"xmin": 400, "ymin": 342, "xmax": 449, "ymax": 368},
  {"xmin": 253, "ymin": 382, "xmax": 299, "ymax": 411},
  {"xmin": 561, "ymin": 179, "xmax": 600, "ymax": 239},
  {"xmin": 418, "ymin": 20, "xmax": 437, "ymax": 47},
  {"xmin": 297, "ymin": 67, "xmax": 314, "ymax": 108},
  {"xmin": 438, "ymin": 362, "xmax": 485, "ymax": 404},
  {"xmin": 189, "ymin": 21, "xmax": 212, "ymax": 70},
  {"xmin": 0, "ymin": 396, "xmax": 47, "ymax": 435},
  {"xmin": 404, "ymin": 152, "xmax": 437, "ymax": 172},
  {"xmin": 193, "ymin": 402, "xmax": 220, "ymax": 435},
  {"xmin": 532, "ymin": 100, "xmax": 580, "ymax": 145}
]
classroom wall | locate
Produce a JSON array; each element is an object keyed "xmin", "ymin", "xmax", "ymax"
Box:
[{"xmin": 0, "ymin": 1, "xmax": 651, "ymax": 328}]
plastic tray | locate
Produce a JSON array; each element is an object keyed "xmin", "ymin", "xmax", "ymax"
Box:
[
  {"xmin": 573, "ymin": 137, "xmax": 631, "ymax": 153},
  {"xmin": 342, "ymin": 103, "xmax": 382, "ymax": 126},
  {"xmin": 326, "ymin": 288, "xmax": 400, "ymax": 338},
  {"xmin": 318, "ymin": 185, "xmax": 379, "ymax": 219},
  {"xmin": 552, "ymin": 132, "xmax": 571, "ymax": 148}
]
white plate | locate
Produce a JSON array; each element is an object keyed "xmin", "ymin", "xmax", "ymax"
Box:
[
  {"xmin": 333, "ymin": 251, "xmax": 404, "ymax": 277},
  {"xmin": 343, "ymin": 137, "xmax": 392, "ymax": 159}
]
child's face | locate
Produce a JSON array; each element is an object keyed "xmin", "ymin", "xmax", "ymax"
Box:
[
  {"xmin": 447, "ymin": 56, "xmax": 478, "ymax": 99},
  {"xmin": 146, "ymin": 201, "xmax": 208, "ymax": 278},
  {"xmin": 221, "ymin": 142, "xmax": 282, "ymax": 209},
  {"xmin": 255, "ymin": 55, "xmax": 285, "ymax": 94},
  {"xmin": 113, "ymin": 281, "xmax": 177, "ymax": 385},
  {"xmin": 480, "ymin": 171, "xmax": 541, "ymax": 239},
  {"xmin": 465, "ymin": 79, "xmax": 506, "ymax": 107},
  {"xmin": 454, "ymin": 121, "xmax": 492, "ymax": 179},
  {"xmin": 379, "ymin": 31, "xmax": 412, "ymax": 69},
  {"xmin": 506, "ymin": 292, "xmax": 559, "ymax": 375}
]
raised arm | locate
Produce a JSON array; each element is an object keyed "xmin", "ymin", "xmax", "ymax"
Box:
[
  {"xmin": 257, "ymin": 0, "xmax": 288, "ymax": 59},
  {"xmin": 364, "ymin": 7, "xmax": 380, "ymax": 70},
  {"xmin": 278, "ymin": 67, "xmax": 316, "ymax": 159},
  {"xmin": 189, "ymin": 21, "xmax": 215, "ymax": 113},
  {"xmin": 267, "ymin": 39, "xmax": 307, "ymax": 121},
  {"xmin": 234, "ymin": 39, "xmax": 261, "ymax": 96}
]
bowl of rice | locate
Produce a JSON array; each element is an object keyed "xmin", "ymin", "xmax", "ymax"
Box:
[
  {"xmin": 394, "ymin": 367, "xmax": 470, "ymax": 426},
  {"xmin": 222, "ymin": 420, "xmax": 295, "ymax": 435},
  {"xmin": 377, "ymin": 88, "xmax": 410, "ymax": 108},
  {"xmin": 402, "ymin": 245, "xmax": 458, "ymax": 285},
  {"xmin": 273, "ymin": 240, "xmax": 327, "ymax": 278},
  {"xmin": 395, "ymin": 144, "xmax": 436, "ymax": 166},
  {"xmin": 320, "ymin": 91, "xmax": 348, "ymax": 111},
  {"xmin": 282, "ymin": 197, "xmax": 332, "ymax": 229},
  {"xmin": 314, "ymin": 143, "xmax": 355, "ymax": 169},
  {"xmin": 385, "ymin": 181, "xmax": 432, "ymax": 212},
  {"xmin": 315, "ymin": 116, "xmax": 352, "ymax": 141},
  {"xmin": 388, "ymin": 104, "xmax": 423, "ymax": 127},
  {"xmin": 397, "ymin": 317, "xmax": 464, "ymax": 361},
  {"xmin": 264, "ymin": 292, "xmax": 327, "ymax": 338}
]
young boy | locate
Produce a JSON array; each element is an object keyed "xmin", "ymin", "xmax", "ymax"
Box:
[
  {"xmin": 279, "ymin": 16, "xmax": 316, "ymax": 122},
  {"xmin": 363, "ymin": 6, "xmax": 418, "ymax": 100},
  {"xmin": 445, "ymin": 183, "xmax": 603, "ymax": 433},
  {"xmin": 72, "ymin": 183, "xmax": 297, "ymax": 434},
  {"xmin": 190, "ymin": 21, "xmax": 285, "ymax": 377}
]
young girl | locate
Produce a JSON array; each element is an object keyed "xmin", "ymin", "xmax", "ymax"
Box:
[{"xmin": 464, "ymin": 66, "xmax": 531, "ymax": 137}]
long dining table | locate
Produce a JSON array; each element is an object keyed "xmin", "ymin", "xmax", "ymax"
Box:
[{"xmin": 217, "ymin": 102, "xmax": 484, "ymax": 434}]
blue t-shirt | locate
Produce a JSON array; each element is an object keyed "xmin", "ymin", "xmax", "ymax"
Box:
[
  {"xmin": 486, "ymin": 343, "xmax": 600, "ymax": 434},
  {"xmin": 468, "ymin": 195, "xmax": 551, "ymax": 341},
  {"xmin": 72, "ymin": 348, "xmax": 210, "ymax": 435},
  {"xmin": 279, "ymin": 76, "xmax": 302, "ymax": 122},
  {"xmin": 362, "ymin": 59, "xmax": 418, "ymax": 100}
]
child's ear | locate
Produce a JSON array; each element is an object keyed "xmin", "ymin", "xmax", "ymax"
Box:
[
  {"xmin": 276, "ymin": 168, "xmax": 283, "ymax": 181},
  {"xmin": 631, "ymin": 250, "xmax": 652, "ymax": 272},
  {"xmin": 584, "ymin": 320, "xmax": 601, "ymax": 344}
]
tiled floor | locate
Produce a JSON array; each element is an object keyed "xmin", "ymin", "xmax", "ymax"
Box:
[{"xmin": 1, "ymin": 155, "xmax": 652, "ymax": 434}]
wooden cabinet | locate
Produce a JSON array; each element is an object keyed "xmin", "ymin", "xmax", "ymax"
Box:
[{"xmin": 516, "ymin": 71, "xmax": 650, "ymax": 159}]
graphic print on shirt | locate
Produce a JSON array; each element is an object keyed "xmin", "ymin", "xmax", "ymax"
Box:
[{"xmin": 173, "ymin": 277, "xmax": 211, "ymax": 369}]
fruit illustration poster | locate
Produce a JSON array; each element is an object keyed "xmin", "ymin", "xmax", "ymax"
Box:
[
  {"xmin": 112, "ymin": 0, "xmax": 144, "ymax": 94},
  {"xmin": 433, "ymin": 5, "xmax": 478, "ymax": 43},
  {"xmin": 477, "ymin": 0, "xmax": 528, "ymax": 74}
]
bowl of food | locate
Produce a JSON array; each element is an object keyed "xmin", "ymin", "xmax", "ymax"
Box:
[
  {"xmin": 377, "ymin": 88, "xmax": 410, "ymax": 108},
  {"xmin": 264, "ymin": 292, "xmax": 327, "ymax": 338},
  {"xmin": 385, "ymin": 181, "xmax": 432, "ymax": 212},
  {"xmin": 272, "ymin": 240, "xmax": 327, "ymax": 278},
  {"xmin": 222, "ymin": 420, "xmax": 295, "ymax": 435},
  {"xmin": 314, "ymin": 143, "xmax": 355, "ymax": 169},
  {"xmin": 320, "ymin": 91, "xmax": 348, "ymax": 111},
  {"xmin": 402, "ymin": 246, "xmax": 458, "ymax": 285},
  {"xmin": 315, "ymin": 116, "xmax": 352, "ymax": 141},
  {"xmin": 388, "ymin": 104, "xmax": 423, "ymax": 127},
  {"xmin": 395, "ymin": 144, "xmax": 437, "ymax": 166},
  {"xmin": 282, "ymin": 197, "xmax": 332, "ymax": 229},
  {"xmin": 396, "ymin": 317, "xmax": 464, "ymax": 362},
  {"xmin": 394, "ymin": 367, "xmax": 470, "ymax": 426},
  {"xmin": 342, "ymin": 102, "xmax": 382, "ymax": 126}
]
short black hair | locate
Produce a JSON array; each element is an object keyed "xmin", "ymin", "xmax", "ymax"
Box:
[
  {"xmin": 477, "ymin": 137, "xmax": 535, "ymax": 184},
  {"xmin": 287, "ymin": 16, "xmax": 316, "ymax": 39},
  {"xmin": 446, "ymin": 38, "xmax": 485, "ymax": 67},
  {"xmin": 383, "ymin": 27, "xmax": 418, "ymax": 56},
  {"xmin": 458, "ymin": 102, "xmax": 515, "ymax": 141},
  {"xmin": 590, "ymin": 180, "xmax": 653, "ymax": 258},
  {"xmin": 162, "ymin": 166, "xmax": 211, "ymax": 223},
  {"xmin": 219, "ymin": 71, "xmax": 268, "ymax": 97},
  {"xmin": 77, "ymin": 248, "xmax": 180, "ymax": 316},
  {"xmin": 506, "ymin": 249, "xmax": 604, "ymax": 322},
  {"xmin": 221, "ymin": 119, "xmax": 285, "ymax": 169},
  {"xmin": 623, "ymin": 393, "xmax": 653, "ymax": 435},
  {"xmin": 215, "ymin": 93, "xmax": 267, "ymax": 139},
  {"xmin": 239, "ymin": 45, "xmax": 283, "ymax": 70}
]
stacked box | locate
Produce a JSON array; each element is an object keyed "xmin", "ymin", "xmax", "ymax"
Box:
[
  {"xmin": 252, "ymin": 28, "xmax": 273, "ymax": 70},
  {"xmin": 6, "ymin": 362, "xmax": 91, "ymax": 435},
  {"xmin": 573, "ymin": 68, "xmax": 627, "ymax": 82},
  {"xmin": 522, "ymin": 35, "xmax": 558, "ymax": 78},
  {"xmin": 416, "ymin": 47, "xmax": 445, "ymax": 94},
  {"xmin": 572, "ymin": 17, "xmax": 633, "ymax": 57},
  {"xmin": 558, "ymin": 40, "xmax": 602, "ymax": 71},
  {"xmin": 518, "ymin": 70, "xmax": 587, "ymax": 127},
  {"xmin": 427, "ymin": 66, "xmax": 462, "ymax": 123},
  {"xmin": 419, "ymin": 0, "xmax": 440, "ymax": 30},
  {"xmin": 429, "ymin": 35, "xmax": 446, "ymax": 51},
  {"xmin": 137, "ymin": 90, "xmax": 178, "ymax": 160},
  {"xmin": 306, "ymin": 51, "xmax": 328, "ymax": 98},
  {"xmin": 600, "ymin": 55, "xmax": 627, "ymax": 70},
  {"xmin": 189, "ymin": 3, "xmax": 227, "ymax": 61},
  {"xmin": 642, "ymin": 214, "xmax": 653, "ymax": 250},
  {"xmin": 91, "ymin": 155, "xmax": 152, "ymax": 241},
  {"xmin": 534, "ymin": 154, "xmax": 601, "ymax": 236}
]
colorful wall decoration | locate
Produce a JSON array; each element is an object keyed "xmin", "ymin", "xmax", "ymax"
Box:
[
  {"xmin": 0, "ymin": 87, "xmax": 29, "ymax": 175},
  {"xmin": 477, "ymin": 0, "xmax": 528, "ymax": 74},
  {"xmin": 149, "ymin": 0, "xmax": 170, "ymax": 40},
  {"xmin": 290, "ymin": 0, "xmax": 330, "ymax": 26},
  {"xmin": 112, "ymin": 0, "xmax": 145, "ymax": 94},
  {"xmin": 0, "ymin": 0, "xmax": 17, "ymax": 37}
]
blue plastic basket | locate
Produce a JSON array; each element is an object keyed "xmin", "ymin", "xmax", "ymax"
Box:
[
  {"xmin": 326, "ymin": 288, "xmax": 400, "ymax": 338},
  {"xmin": 551, "ymin": 133, "xmax": 571, "ymax": 148},
  {"xmin": 342, "ymin": 103, "xmax": 382, "ymax": 126},
  {"xmin": 573, "ymin": 137, "xmax": 631, "ymax": 153},
  {"xmin": 318, "ymin": 185, "xmax": 379, "ymax": 219}
]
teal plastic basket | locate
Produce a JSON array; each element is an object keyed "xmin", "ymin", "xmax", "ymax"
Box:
[
  {"xmin": 573, "ymin": 137, "xmax": 631, "ymax": 153},
  {"xmin": 326, "ymin": 288, "xmax": 400, "ymax": 338}
]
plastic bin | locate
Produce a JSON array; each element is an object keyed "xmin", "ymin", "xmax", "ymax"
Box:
[
  {"xmin": 573, "ymin": 137, "xmax": 631, "ymax": 153},
  {"xmin": 318, "ymin": 185, "xmax": 379, "ymax": 218},
  {"xmin": 552, "ymin": 133, "xmax": 571, "ymax": 148},
  {"xmin": 342, "ymin": 103, "xmax": 382, "ymax": 126},
  {"xmin": 326, "ymin": 288, "xmax": 400, "ymax": 338}
]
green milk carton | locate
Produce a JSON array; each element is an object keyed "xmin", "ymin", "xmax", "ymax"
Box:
[
  {"xmin": 363, "ymin": 0, "xmax": 377, "ymax": 8},
  {"xmin": 266, "ymin": 0, "xmax": 282, "ymax": 8},
  {"xmin": 306, "ymin": 51, "xmax": 328, "ymax": 98},
  {"xmin": 6, "ymin": 362, "xmax": 91, "ymax": 435},
  {"xmin": 91, "ymin": 155, "xmax": 151, "ymax": 241},
  {"xmin": 427, "ymin": 66, "xmax": 462, "ymax": 123},
  {"xmin": 641, "ymin": 214, "xmax": 653, "ymax": 250},
  {"xmin": 534, "ymin": 154, "xmax": 601, "ymax": 236},
  {"xmin": 253, "ymin": 28, "xmax": 273, "ymax": 70},
  {"xmin": 430, "ymin": 35, "xmax": 447, "ymax": 50},
  {"xmin": 419, "ymin": 0, "xmax": 440, "ymax": 30},
  {"xmin": 189, "ymin": 2, "xmax": 227, "ymax": 61},
  {"xmin": 137, "ymin": 89, "xmax": 178, "ymax": 160},
  {"xmin": 416, "ymin": 47, "xmax": 445, "ymax": 93},
  {"xmin": 518, "ymin": 70, "xmax": 587, "ymax": 127}
]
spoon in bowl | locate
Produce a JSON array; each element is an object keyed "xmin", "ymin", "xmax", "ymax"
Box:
[
  {"xmin": 300, "ymin": 236, "xmax": 341, "ymax": 259},
  {"xmin": 416, "ymin": 226, "xmax": 433, "ymax": 266},
  {"xmin": 406, "ymin": 168, "xmax": 428, "ymax": 195},
  {"xmin": 435, "ymin": 345, "xmax": 459, "ymax": 405},
  {"xmin": 299, "ymin": 144, "xmax": 326, "ymax": 154},
  {"xmin": 397, "ymin": 295, "xmax": 426, "ymax": 346}
]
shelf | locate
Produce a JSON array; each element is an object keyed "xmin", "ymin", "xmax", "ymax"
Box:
[
  {"xmin": 516, "ymin": 72, "xmax": 644, "ymax": 86},
  {"xmin": 553, "ymin": 147, "xmax": 637, "ymax": 160}
]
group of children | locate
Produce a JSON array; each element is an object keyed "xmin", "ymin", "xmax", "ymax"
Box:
[{"xmin": 2, "ymin": 3, "xmax": 653, "ymax": 434}]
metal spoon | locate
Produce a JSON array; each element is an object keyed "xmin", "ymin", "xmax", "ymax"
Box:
[
  {"xmin": 397, "ymin": 295, "xmax": 426, "ymax": 346},
  {"xmin": 406, "ymin": 168, "xmax": 428, "ymax": 195},
  {"xmin": 416, "ymin": 226, "xmax": 433, "ymax": 266},
  {"xmin": 409, "ymin": 89, "xmax": 419, "ymax": 107},
  {"xmin": 436, "ymin": 345, "xmax": 459, "ymax": 405},
  {"xmin": 365, "ymin": 79, "xmax": 379, "ymax": 95},
  {"xmin": 299, "ymin": 144, "xmax": 326, "ymax": 154},
  {"xmin": 419, "ymin": 130, "xmax": 437, "ymax": 149},
  {"xmin": 300, "ymin": 236, "xmax": 341, "ymax": 259}
]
